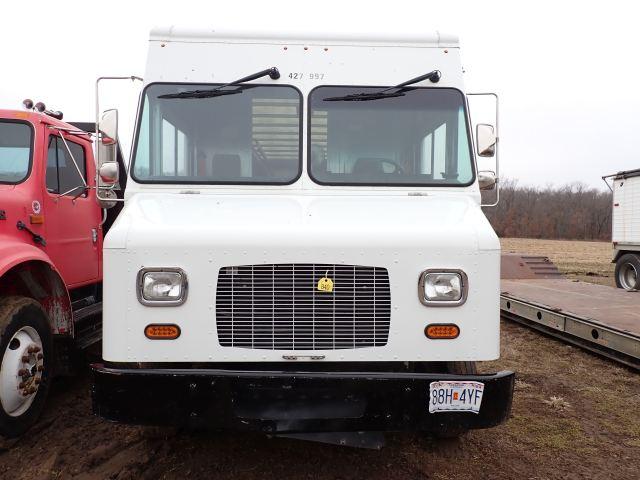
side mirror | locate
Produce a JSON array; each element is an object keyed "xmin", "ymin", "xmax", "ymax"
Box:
[
  {"xmin": 99, "ymin": 109, "xmax": 118, "ymax": 144},
  {"xmin": 97, "ymin": 188, "xmax": 118, "ymax": 209},
  {"xmin": 476, "ymin": 124, "xmax": 497, "ymax": 157},
  {"xmin": 96, "ymin": 109, "xmax": 119, "ymax": 209},
  {"xmin": 99, "ymin": 162, "xmax": 119, "ymax": 185},
  {"xmin": 478, "ymin": 171, "xmax": 497, "ymax": 190},
  {"xmin": 97, "ymin": 109, "xmax": 118, "ymax": 169}
]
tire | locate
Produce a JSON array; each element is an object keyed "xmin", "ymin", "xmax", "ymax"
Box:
[
  {"xmin": 446, "ymin": 361, "xmax": 478, "ymax": 376},
  {"xmin": 431, "ymin": 361, "xmax": 478, "ymax": 439},
  {"xmin": 0, "ymin": 296, "xmax": 53, "ymax": 438},
  {"xmin": 615, "ymin": 254, "xmax": 640, "ymax": 291}
]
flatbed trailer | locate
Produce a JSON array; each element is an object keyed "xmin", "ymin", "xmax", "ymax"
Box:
[{"xmin": 500, "ymin": 255, "xmax": 640, "ymax": 370}]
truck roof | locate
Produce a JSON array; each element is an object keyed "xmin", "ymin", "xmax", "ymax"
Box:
[
  {"xmin": 149, "ymin": 26, "xmax": 459, "ymax": 48},
  {"xmin": 0, "ymin": 109, "xmax": 93, "ymax": 138},
  {"xmin": 612, "ymin": 168, "xmax": 640, "ymax": 180}
]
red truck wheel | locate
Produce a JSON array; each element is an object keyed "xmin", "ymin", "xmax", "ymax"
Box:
[{"xmin": 0, "ymin": 297, "xmax": 53, "ymax": 438}]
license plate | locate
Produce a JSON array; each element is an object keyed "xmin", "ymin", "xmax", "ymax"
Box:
[{"xmin": 429, "ymin": 381, "xmax": 484, "ymax": 414}]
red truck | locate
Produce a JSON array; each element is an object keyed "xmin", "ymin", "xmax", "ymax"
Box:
[{"xmin": 0, "ymin": 103, "xmax": 122, "ymax": 437}]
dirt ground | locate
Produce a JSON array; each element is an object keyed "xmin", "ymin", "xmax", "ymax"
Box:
[{"xmin": 0, "ymin": 239, "xmax": 638, "ymax": 480}]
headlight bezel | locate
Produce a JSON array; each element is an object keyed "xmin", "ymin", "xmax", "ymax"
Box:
[
  {"xmin": 418, "ymin": 269, "xmax": 468, "ymax": 307},
  {"xmin": 136, "ymin": 267, "xmax": 188, "ymax": 306}
]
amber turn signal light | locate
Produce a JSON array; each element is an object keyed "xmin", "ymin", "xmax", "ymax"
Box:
[
  {"xmin": 144, "ymin": 324, "xmax": 181, "ymax": 340},
  {"xmin": 425, "ymin": 324, "xmax": 460, "ymax": 339}
]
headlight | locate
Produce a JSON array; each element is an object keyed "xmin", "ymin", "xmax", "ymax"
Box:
[
  {"xmin": 137, "ymin": 268, "xmax": 188, "ymax": 306},
  {"xmin": 418, "ymin": 270, "xmax": 468, "ymax": 306}
]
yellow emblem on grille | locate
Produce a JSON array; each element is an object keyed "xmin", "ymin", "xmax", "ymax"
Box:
[{"xmin": 317, "ymin": 272, "xmax": 334, "ymax": 293}]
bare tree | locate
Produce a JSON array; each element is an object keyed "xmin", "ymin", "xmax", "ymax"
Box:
[{"xmin": 482, "ymin": 180, "xmax": 612, "ymax": 240}]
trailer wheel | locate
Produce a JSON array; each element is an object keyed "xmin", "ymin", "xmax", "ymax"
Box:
[
  {"xmin": 615, "ymin": 254, "xmax": 640, "ymax": 291},
  {"xmin": 0, "ymin": 297, "xmax": 53, "ymax": 438}
]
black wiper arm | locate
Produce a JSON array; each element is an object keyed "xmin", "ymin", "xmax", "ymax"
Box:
[
  {"xmin": 159, "ymin": 67, "xmax": 281, "ymax": 99},
  {"xmin": 323, "ymin": 69, "xmax": 441, "ymax": 102}
]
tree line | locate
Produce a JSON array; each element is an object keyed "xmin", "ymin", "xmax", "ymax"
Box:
[{"xmin": 482, "ymin": 179, "xmax": 613, "ymax": 241}]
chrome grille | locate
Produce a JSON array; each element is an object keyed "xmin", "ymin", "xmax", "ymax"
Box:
[{"xmin": 216, "ymin": 264, "xmax": 391, "ymax": 350}]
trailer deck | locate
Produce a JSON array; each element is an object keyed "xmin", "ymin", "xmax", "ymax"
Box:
[{"xmin": 500, "ymin": 255, "xmax": 640, "ymax": 369}]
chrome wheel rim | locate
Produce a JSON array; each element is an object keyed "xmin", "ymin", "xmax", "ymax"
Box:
[
  {"xmin": 0, "ymin": 326, "xmax": 44, "ymax": 417},
  {"xmin": 620, "ymin": 262, "xmax": 639, "ymax": 291}
]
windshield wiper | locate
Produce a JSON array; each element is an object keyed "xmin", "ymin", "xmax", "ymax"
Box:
[
  {"xmin": 323, "ymin": 70, "xmax": 441, "ymax": 102},
  {"xmin": 158, "ymin": 67, "xmax": 281, "ymax": 99}
]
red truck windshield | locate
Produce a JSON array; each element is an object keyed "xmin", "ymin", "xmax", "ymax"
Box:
[{"xmin": 0, "ymin": 120, "xmax": 33, "ymax": 184}]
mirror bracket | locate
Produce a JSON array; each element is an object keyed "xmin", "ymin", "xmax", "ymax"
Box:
[
  {"xmin": 95, "ymin": 75, "xmax": 143, "ymax": 208},
  {"xmin": 467, "ymin": 92, "xmax": 499, "ymax": 207}
]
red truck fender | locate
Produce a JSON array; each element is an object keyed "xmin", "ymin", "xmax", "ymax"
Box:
[{"xmin": 0, "ymin": 240, "xmax": 73, "ymax": 336}]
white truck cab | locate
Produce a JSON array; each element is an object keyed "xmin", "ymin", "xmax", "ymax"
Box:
[{"xmin": 92, "ymin": 27, "xmax": 513, "ymax": 444}]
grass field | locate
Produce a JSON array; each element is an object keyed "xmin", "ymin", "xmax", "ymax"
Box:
[{"xmin": 501, "ymin": 237, "xmax": 616, "ymax": 286}]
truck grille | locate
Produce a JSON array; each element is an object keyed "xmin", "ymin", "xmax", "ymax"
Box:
[{"xmin": 216, "ymin": 264, "xmax": 391, "ymax": 350}]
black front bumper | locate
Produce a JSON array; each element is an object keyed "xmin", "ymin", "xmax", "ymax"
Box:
[{"xmin": 91, "ymin": 365, "xmax": 514, "ymax": 434}]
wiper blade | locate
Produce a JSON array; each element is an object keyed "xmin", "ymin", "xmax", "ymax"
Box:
[
  {"xmin": 323, "ymin": 69, "xmax": 441, "ymax": 102},
  {"xmin": 159, "ymin": 67, "xmax": 280, "ymax": 99},
  {"xmin": 159, "ymin": 88, "xmax": 246, "ymax": 99},
  {"xmin": 323, "ymin": 91, "xmax": 407, "ymax": 102}
]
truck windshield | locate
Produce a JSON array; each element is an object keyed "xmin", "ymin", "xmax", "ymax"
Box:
[
  {"xmin": 132, "ymin": 83, "xmax": 302, "ymax": 184},
  {"xmin": 309, "ymin": 87, "xmax": 474, "ymax": 186},
  {"xmin": 0, "ymin": 121, "xmax": 33, "ymax": 184}
]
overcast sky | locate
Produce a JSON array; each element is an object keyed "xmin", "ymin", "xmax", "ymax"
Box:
[{"xmin": 2, "ymin": 0, "xmax": 639, "ymax": 189}]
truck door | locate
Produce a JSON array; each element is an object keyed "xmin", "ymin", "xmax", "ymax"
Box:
[{"xmin": 42, "ymin": 130, "xmax": 100, "ymax": 286}]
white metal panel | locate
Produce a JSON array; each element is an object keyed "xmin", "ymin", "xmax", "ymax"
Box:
[
  {"xmin": 613, "ymin": 175, "xmax": 640, "ymax": 245},
  {"xmin": 103, "ymin": 193, "xmax": 500, "ymax": 362},
  {"xmin": 142, "ymin": 37, "xmax": 464, "ymax": 91},
  {"xmin": 102, "ymin": 29, "xmax": 500, "ymax": 365},
  {"xmin": 125, "ymin": 35, "xmax": 473, "ymax": 199},
  {"xmin": 149, "ymin": 26, "xmax": 459, "ymax": 48}
]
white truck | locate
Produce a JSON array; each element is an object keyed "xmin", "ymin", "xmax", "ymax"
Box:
[
  {"xmin": 605, "ymin": 169, "xmax": 640, "ymax": 291},
  {"xmin": 91, "ymin": 27, "xmax": 514, "ymax": 445}
]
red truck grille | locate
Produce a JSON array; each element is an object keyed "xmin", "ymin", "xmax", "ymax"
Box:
[{"xmin": 215, "ymin": 264, "xmax": 391, "ymax": 350}]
